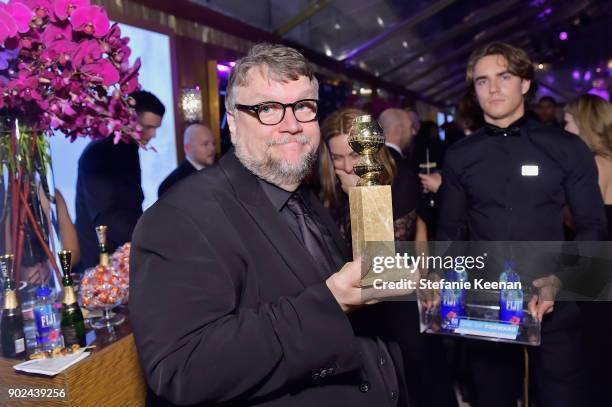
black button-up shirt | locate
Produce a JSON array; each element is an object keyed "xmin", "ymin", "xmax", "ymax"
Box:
[
  {"xmin": 258, "ymin": 180, "xmax": 345, "ymax": 271},
  {"xmin": 437, "ymin": 117, "xmax": 607, "ymax": 241}
]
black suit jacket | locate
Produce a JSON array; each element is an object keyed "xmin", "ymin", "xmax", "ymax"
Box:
[
  {"xmin": 130, "ymin": 151, "xmax": 409, "ymax": 407},
  {"xmin": 158, "ymin": 159, "xmax": 198, "ymax": 198},
  {"xmin": 387, "ymin": 148, "xmax": 420, "ymax": 221},
  {"xmin": 75, "ymin": 137, "xmax": 143, "ymax": 272}
]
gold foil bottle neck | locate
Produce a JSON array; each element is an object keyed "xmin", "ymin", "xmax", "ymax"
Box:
[
  {"xmin": 63, "ymin": 286, "xmax": 77, "ymax": 306},
  {"xmin": 95, "ymin": 225, "xmax": 108, "ymax": 245},
  {"xmin": 100, "ymin": 253, "xmax": 110, "ymax": 267},
  {"xmin": 58, "ymin": 250, "xmax": 72, "ymax": 277},
  {"xmin": 3, "ymin": 290, "xmax": 18, "ymax": 310}
]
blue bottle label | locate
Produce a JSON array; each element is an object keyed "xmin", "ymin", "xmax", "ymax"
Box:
[
  {"xmin": 34, "ymin": 304, "xmax": 59, "ymax": 344},
  {"xmin": 440, "ymin": 291, "xmax": 462, "ymax": 329},
  {"xmin": 500, "ymin": 299, "xmax": 523, "ymax": 324}
]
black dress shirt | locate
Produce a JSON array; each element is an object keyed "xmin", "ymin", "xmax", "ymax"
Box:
[
  {"xmin": 258, "ymin": 180, "xmax": 345, "ymax": 274},
  {"xmin": 437, "ymin": 117, "xmax": 607, "ymax": 241}
]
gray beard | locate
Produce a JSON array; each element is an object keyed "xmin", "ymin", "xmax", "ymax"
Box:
[{"xmin": 235, "ymin": 136, "xmax": 317, "ymax": 187}]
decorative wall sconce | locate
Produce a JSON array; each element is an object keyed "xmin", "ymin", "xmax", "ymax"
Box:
[{"xmin": 180, "ymin": 86, "xmax": 203, "ymax": 123}]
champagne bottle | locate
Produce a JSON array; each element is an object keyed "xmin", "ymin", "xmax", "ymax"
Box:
[
  {"xmin": 1, "ymin": 254, "xmax": 26, "ymax": 358},
  {"xmin": 58, "ymin": 250, "xmax": 86, "ymax": 347},
  {"xmin": 96, "ymin": 225, "xmax": 109, "ymax": 267}
]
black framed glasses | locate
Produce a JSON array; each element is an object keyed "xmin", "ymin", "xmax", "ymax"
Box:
[{"xmin": 234, "ymin": 99, "xmax": 319, "ymax": 125}]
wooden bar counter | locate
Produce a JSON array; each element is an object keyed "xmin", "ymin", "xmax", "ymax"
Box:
[{"xmin": 0, "ymin": 311, "xmax": 146, "ymax": 406}]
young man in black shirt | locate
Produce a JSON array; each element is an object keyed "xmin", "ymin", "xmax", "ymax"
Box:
[{"xmin": 437, "ymin": 42, "xmax": 607, "ymax": 407}]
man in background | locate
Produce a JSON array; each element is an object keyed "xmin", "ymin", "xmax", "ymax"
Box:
[
  {"xmin": 75, "ymin": 90, "xmax": 165, "ymax": 271},
  {"xmin": 379, "ymin": 108, "xmax": 417, "ymax": 164},
  {"xmin": 158, "ymin": 123, "xmax": 216, "ymax": 197},
  {"xmin": 536, "ymin": 96, "xmax": 560, "ymax": 127}
]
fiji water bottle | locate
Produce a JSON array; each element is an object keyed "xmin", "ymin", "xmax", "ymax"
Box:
[
  {"xmin": 440, "ymin": 269, "xmax": 467, "ymax": 329},
  {"xmin": 499, "ymin": 262, "xmax": 523, "ymax": 325},
  {"xmin": 34, "ymin": 286, "xmax": 63, "ymax": 351}
]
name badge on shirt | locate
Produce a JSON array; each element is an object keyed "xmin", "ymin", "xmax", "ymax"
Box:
[{"xmin": 521, "ymin": 165, "xmax": 539, "ymax": 176}]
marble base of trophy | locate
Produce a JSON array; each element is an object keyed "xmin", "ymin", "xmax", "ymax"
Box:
[{"xmin": 347, "ymin": 115, "xmax": 405, "ymax": 287}]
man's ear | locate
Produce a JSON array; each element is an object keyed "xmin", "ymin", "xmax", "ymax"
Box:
[
  {"xmin": 521, "ymin": 79, "xmax": 531, "ymax": 96},
  {"xmin": 227, "ymin": 111, "xmax": 237, "ymax": 144}
]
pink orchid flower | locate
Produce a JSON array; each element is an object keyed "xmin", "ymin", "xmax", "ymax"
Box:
[
  {"xmin": 54, "ymin": 0, "xmax": 90, "ymax": 21},
  {"xmin": 6, "ymin": 1, "xmax": 34, "ymax": 33},
  {"xmin": 0, "ymin": 10, "xmax": 18, "ymax": 44},
  {"xmin": 21, "ymin": 0, "xmax": 53, "ymax": 24},
  {"xmin": 42, "ymin": 39, "xmax": 77, "ymax": 64},
  {"xmin": 81, "ymin": 58, "xmax": 119, "ymax": 86},
  {"xmin": 72, "ymin": 38, "xmax": 102, "ymax": 66},
  {"xmin": 41, "ymin": 21, "xmax": 72, "ymax": 44},
  {"xmin": 8, "ymin": 72, "xmax": 41, "ymax": 101},
  {"xmin": 119, "ymin": 57, "xmax": 140, "ymax": 94},
  {"xmin": 70, "ymin": 5, "xmax": 109, "ymax": 37}
]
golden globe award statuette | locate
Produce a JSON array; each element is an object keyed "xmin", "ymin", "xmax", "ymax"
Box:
[{"xmin": 347, "ymin": 115, "xmax": 398, "ymax": 287}]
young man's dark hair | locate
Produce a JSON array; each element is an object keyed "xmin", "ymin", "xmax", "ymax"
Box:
[
  {"xmin": 130, "ymin": 90, "xmax": 166, "ymax": 117},
  {"xmin": 466, "ymin": 41, "xmax": 537, "ymax": 101}
]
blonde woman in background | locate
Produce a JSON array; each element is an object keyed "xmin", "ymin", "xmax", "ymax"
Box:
[{"xmin": 564, "ymin": 94, "xmax": 612, "ymax": 234}]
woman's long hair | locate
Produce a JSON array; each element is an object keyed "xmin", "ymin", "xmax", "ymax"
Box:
[
  {"xmin": 565, "ymin": 94, "xmax": 612, "ymax": 159},
  {"xmin": 317, "ymin": 108, "xmax": 396, "ymax": 208}
]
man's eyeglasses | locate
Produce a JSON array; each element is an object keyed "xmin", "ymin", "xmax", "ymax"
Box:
[{"xmin": 234, "ymin": 99, "xmax": 319, "ymax": 126}]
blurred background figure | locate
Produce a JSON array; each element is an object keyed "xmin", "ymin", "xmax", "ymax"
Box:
[
  {"xmin": 537, "ymin": 96, "xmax": 560, "ymax": 127},
  {"xmin": 455, "ymin": 93, "xmax": 485, "ymax": 136},
  {"xmin": 564, "ymin": 93, "xmax": 612, "ymax": 405},
  {"xmin": 406, "ymin": 108, "xmax": 422, "ymax": 140},
  {"xmin": 75, "ymin": 90, "xmax": 165, "ymax": 273},
  {"xmin": 379, "ymin": 108, "xmax": 417, "ymax": 161},
  {"xmin": 158, "ymin": 123, "xmax": 216, "ymax": 197},
  {"xmin": 21, "ymin": 188, "xmax": 80, "ymax": 286},
  {"xmin": 564, "ymin": 94, "xmax": 612, "ymax": 232}
]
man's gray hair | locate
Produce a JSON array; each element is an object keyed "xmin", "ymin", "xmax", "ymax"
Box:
[{"xmin": 225, "ymin": 43, "xmax": 319, "ymax": 111}]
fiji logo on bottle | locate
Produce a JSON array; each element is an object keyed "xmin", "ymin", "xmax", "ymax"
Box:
[{"xmin": 39, "ymin": 312, "xmax": 57, "ymax": 328}]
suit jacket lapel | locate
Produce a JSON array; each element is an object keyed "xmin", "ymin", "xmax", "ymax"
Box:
[{"xmin": 219, "ymin": 151, "xmax": 325, "ymax": 287}]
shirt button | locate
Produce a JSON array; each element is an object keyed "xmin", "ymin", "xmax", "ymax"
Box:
[
  {"xmin": 391, "ymin": 390, "xmax": 397, "ymax": 399},
  {"xmin": 359, "ymin": 381, "xmax": 370, "ymax": 393}
]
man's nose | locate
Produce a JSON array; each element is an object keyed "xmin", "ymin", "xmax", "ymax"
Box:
[
  {"xmin": 489, "ymin": 78, "xmax": 500, "ymax": 94},
  {"xmin": 279, "ymin": 107, "xmax": 303, "ymax": 134}
]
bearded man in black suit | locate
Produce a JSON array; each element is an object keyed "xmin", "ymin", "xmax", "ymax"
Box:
[{"xmin": 130, "ymin": 44, "xmax": 415, "ymax": 407}]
